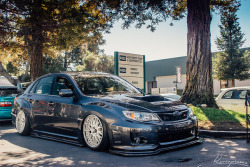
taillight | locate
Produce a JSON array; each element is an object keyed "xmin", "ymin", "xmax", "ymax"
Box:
[{"xmin": 0, "ymin": 102, "xmax": 13, "ymax": 107}]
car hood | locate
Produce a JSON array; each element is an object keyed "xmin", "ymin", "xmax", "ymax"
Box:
[{"xmin": 97, "ymin": 94, "xmax": 188, "ymax": 113}]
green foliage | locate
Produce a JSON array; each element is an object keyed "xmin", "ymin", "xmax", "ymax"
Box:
[
  {"xmin": 43, "ymin": 54, "xmax": 66, "ymax": 74},
  {"xmin": 97, "ymin": 54, "xmax": 114, "ymax": 74},
  {"xmin": 76, "ymin": 51, "xmax": 114, "ymax": 73},
  {"xmin": 216, "ymin": 3, "xmax": 245, "ymax": 53},
  {"xmin": 213, "ymin": 4, "xmax": 249, "ymax": 81},
  {"xmin": 18, "ymin": 74, "xmax": 31, "ymax": 82},
  {"xmin": 6, "ymin": 62, "xmax": 18, "ymax": 76},
  {"xmin": 0, "ymin": 0, "xmax": 111, "ymax": 80},
  {"xmin": 213, "ymin": 50, "xmax": 250, "ymax": 80}
]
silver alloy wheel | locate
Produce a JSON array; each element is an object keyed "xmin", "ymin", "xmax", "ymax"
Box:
[
  {"xmin": 83, "ymin": 115, "xmax": 104, "ymax": 148},
  {"xmin": 16, "ymin": 110, "xmax": 26, "ymax": 133}
]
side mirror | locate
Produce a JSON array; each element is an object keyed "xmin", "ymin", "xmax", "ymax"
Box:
[
  {"xmin": 59, "ymin": 89, "xmax": 74, "ymax": 97},
  {"xmin": 17, "ymin": 82, "xmax": 23, "ymax": 93}
]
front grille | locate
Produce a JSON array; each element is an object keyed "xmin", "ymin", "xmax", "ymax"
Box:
[
  {"xmin": 159, "ymin": 130, "xmax": 192, "ymax": 143},
  {"xmin": 157, "ymin": 110, "xmax": 188, "ymax": 121}
]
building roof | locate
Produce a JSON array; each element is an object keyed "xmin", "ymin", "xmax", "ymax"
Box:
[
  {"xmin": 146, "ymin": 56, "xmax": 187, "ymax": 81},
  {"xmin": 145, "ymin": 47, "xmax": 250, "ymax": 82}
]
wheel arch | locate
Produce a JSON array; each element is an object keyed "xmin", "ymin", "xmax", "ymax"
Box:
[{"xmin": 80, "ymin": 110, "xmax": 113, "ymax": 149}]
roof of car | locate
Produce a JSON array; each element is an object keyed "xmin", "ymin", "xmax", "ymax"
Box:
[
  {"xmin": 221, "ymin": 86, "xmax": 250, "ymax": 91},
  {"xmin": 64, "ymin": 71, "xmax": 112, "ymax": 76}
]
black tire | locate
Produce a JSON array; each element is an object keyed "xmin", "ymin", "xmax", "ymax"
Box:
[
  {"xmin": 16, "ymin": 110, "xmax": 30, "ymax": 136},
  {"xmin": 83, "ymin": 114, "xmax": 109, "ymax": 151}
]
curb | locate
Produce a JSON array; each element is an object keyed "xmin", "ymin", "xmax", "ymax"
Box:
[{"xmin": 198, "ymin": 129, "xmax": 247, "ymax": 139}]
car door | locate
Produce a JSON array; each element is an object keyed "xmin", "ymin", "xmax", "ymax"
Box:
[
  {"xmin": 232, "ymin": 90, "xmax": 247, "ymax": 112},
  {"xmin": 25, "ymin": 76, "xmax": 54, "ymax": 131},
  {"xmin": 46, "ymin": 76, "xmax": 81, "ymax": 138},
  {"xmin": 217, "ymin": 90, "xmax": 236, "ymax": 111}
]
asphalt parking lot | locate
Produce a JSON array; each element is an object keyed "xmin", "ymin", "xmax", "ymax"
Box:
[{"xmin": 0, "ymin": 121, "xmax": 250, "ymax": 167}]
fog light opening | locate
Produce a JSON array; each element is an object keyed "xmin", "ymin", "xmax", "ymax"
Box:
[
  {"xmin": 133, "ymin": 137, "xmax": 147, "ymax": 144},
  {"xmin": 191, "ymin": 128, "xmax": 196, "ymax": 136}
]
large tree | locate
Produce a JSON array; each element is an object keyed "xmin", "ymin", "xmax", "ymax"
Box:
[
  {"xmin": 213, "ymin": 3, "xmax": 249, "ymax": 84},
  {"xmin": 89, "ymin": 0, "xmax": 238, "ymax": 107},
  {"xmin": 0, "ymin": 0, "xmax": 111, "ymax": 83}
]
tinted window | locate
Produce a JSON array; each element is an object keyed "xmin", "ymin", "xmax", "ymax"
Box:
[
  {"xmin": 52, "ymin": 77, "xmax": 73, "ymax": 96},
  {"xmin": 0, "ymin": 87, "xmax": 18, "ymax": 96},
  {"xmin": 236, "ymin": 90, "xmax": 247, "ymax": 99},
  {"xmin": 29, "ymin": 81, "xmax": 39, "ymax": 93},
  {"xmin": 72, "ymin": 74, "xmax": 140, "ymax": 96},
  {"xmin": 222, "ymin": 90, "xmax": 234, "ymax": 99},
  {"xmin": 35, "ymin": 77, "xmax": 54, "ymax": 95}
]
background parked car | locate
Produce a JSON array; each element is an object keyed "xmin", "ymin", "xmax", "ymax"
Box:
[
  {"xmin": 0, "ymin": 76, "xmax": 18, "ymax": 121},
  {"xmin": 0, "ymin": 85, "xmax": 18, "ymax": 121},
  {"xmin": 160, "ymin": 93, "xmax": 181, "ymax": 101},
  {"xmin": 216, "ymin": 86, "xmax": 250, "ymax": 113}
]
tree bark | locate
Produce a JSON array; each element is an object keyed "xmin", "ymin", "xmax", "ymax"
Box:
[
  {"xmin": 181, "ymin": 0, "xmax": 217, "ymax": 107},
  {"xmin": 29, "ymin": 0, "xmax": 44, "ymax": 82},
  {"xmin": 29, "ymin": 33, "xmax": 43, "ymax": 82},
  {"xmin": 0, "ymin": 62, "xmax": 19, "ymax": 86}
]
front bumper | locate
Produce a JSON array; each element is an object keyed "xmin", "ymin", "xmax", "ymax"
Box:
[{"xmin": 109, "ymin": 116, "xmax": 202, "ymax": 156}]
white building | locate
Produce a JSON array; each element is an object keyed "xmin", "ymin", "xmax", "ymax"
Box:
[{"xmin": 145, "ymin": 54, "xmax": 250, "ymax": 95}]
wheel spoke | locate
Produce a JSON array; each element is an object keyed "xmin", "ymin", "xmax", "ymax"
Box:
[
  {"xmin": 83, "ymin": 115, "xmax": 104, "ymax": 148},
  {"xmin": 16, "ymin": 110, "xmax": 26, "ymax": 133}
]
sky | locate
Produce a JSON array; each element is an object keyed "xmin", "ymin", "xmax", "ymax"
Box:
[{"xmin": 100, "ymin": 0, "xmax": 250, "ymax": 62}]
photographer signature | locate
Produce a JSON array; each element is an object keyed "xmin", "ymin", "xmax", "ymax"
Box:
[{"xmin": 214, "ymin": 154, "xmax": 248, "ymax": 167}]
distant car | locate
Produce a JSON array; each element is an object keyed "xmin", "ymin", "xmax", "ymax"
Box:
[
  {"xmin": 12, "ymin": 72, "xmax": 201, "ymax": 156},
  {"xmin": 160, "ymin": 93, "xmax": 181, "ymax": 101},
  {"xmin": 216, "ymin": 87, "xmax": 250, "ymax": 112},
  {"xmin": 0, "ymin": 86, "xmax": 18, "ymax": 121}
]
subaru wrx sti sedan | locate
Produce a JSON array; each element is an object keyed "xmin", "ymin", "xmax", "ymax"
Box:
[{"xmin": 12, "ymin": 72, "xmax": 201, "ymax": 156}]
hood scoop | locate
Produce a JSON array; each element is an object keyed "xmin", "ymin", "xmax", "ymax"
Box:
[{"xmin": 131, "ymin": 95, "xmax": 165, "ymax": 102}]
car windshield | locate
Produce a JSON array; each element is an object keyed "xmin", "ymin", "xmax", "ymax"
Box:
[
  {"xmin": 71, "ymin": 74, "xmax": 140, "ymax": 96},
  {"xmin": 0, "ymin": 86, "xmax": 18, "ymax": 96}
]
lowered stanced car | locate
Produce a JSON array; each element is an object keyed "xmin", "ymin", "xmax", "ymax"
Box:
[{"xmin": 12, "ymin": 72, "xmax": 201, "ymax": 156}]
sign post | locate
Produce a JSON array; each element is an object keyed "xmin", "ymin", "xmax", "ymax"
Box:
[
  {"xmin": 246, "ymin": 90, "xmax": 250, "ymax": 143},
  {"xmin": 114, "ymin": 52, "xmax": 145, "ymax": 93},
  {"xmin": 173, "ymin": 66, "xmax": 182, "ymax": 94}
]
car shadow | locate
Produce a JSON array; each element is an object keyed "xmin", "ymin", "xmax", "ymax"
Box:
[{"xmin": 1, "ymin": 123, "xmax": 249, "ymax": 167}]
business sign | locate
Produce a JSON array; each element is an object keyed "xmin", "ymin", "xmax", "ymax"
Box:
[
  {"xmin": 176, "ymin": 66, "xmax": 182, "ymax": 83},
  {"xmin": 114, "ymin": 52, "xmax": 145, "ymax": 92}
]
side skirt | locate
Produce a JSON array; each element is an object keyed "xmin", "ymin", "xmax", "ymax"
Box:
[{"xmin": 31, "ymin": 130, "xmax": 83, "ymax": 147}]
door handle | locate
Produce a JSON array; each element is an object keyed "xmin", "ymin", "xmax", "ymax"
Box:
[{"xmin": 48, "ymin": 101, "xmax": 55, "ymax": 105}]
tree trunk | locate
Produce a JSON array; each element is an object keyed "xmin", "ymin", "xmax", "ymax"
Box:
[
  {"xmin": 0, "ymin": 62, "xmax": 19, "ymax": 86},
  {"xmin": 180, "ymin": 0, "xmax": 217, "ymax": 107},
  {"xmin": 29, "ymin": 29, "xmax": 44, "ymax": 82},
  {"xmin": 29, "ymin": 0, "xmax": 44, "ymax": 82},
  {"xmin": 30, "ymin": 39, "xmax": 43, "ymax": 81}
]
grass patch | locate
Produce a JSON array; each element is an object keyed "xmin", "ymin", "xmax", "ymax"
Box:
[{"xmin": 190, "ymin": 106, "xmax": 247, "ymax": 130}]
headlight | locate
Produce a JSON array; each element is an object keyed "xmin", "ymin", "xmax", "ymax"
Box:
[
  {"xmin": 187, "ymin": 108, "xmax": 194, "ymax": 117},
  {"xmin": 122, "ymin": 111, "xmax": 160, "ymax": 122}
]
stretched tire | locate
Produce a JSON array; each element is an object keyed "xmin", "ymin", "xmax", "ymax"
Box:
[
  {"xmin": 16, "ymin": 110, "xmax": 30, "ymax": 136},
  {"xmin": 83, "ymin": 114, "xmax": 109, "ymax": 151}
]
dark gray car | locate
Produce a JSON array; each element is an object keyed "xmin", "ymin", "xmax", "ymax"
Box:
[{"xmin": 12, "ymin": 72, "xmax": 201, "ymax": 156}]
